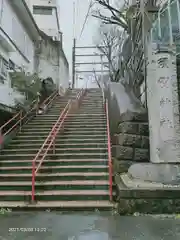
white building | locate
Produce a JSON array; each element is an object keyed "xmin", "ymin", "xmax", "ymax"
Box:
[
  {"xmin": 30, "ymin": 0, "xmax": 61, "ymax": 41},
  {"xmin": 36, "ymin": 30, "xmax": 69, "ymax": 89},
  {"xmin": 0, "ymin": 0, "xmax": 40, "ymax": 107},
  {"xmin": 0, "ymin": 0, "xmax": 69, "ymax": 109}
]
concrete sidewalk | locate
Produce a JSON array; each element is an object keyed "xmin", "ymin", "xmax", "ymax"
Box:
[{"xmin": 0, "ymin": 212, "xmax": 180, "ymax": 239}]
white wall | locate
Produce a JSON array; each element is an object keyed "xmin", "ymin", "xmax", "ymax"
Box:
[
  {"xmin": 0, "ymin": 0, "xmax": 35, "ymax": 72},
  {"xmin": 24, "ymin": 0, "xmax": 33, "ymax": 10},
  {"xmin": 33, "ymin": 8, "xmax": 59, "ymax": 39},
  {"xmin": 0, "ymin": 0, "xmax": 35, "ymax": 107},
  {"xmin": 32, "ymin": 0, "xmax": 60, "ymax": 40},
  {"xmin": 59, "ymin": 53, "xmax": 69, "ymax": 89},
  {"xmin": 38, "ymin": 58, "xmax": 58, "ymax": 83},
  {"xmin": 37, "ymin": 38, "xmax": 59, "ymax": 85},
  {"xmin": 0, "ymin": 85, "xmax": 24, "ymax": 106},
  {"xmin": 36, "ymin": 39, "xmax": 69, "ymax": 90}
]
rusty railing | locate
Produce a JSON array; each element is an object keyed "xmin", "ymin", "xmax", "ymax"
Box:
[{"xmin": 31, "ymin": 88, "xmax": 85, "ymax": 202}]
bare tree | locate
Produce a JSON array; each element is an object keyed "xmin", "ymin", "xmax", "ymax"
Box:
[
  {"xmin": 92, "ymin": 0, "xmax": 129, "ymax": 29},
  {"xmin": 92, "ymin": 0, "xmax": 146, "ymax": 94},
  {"xmin": 94, "ymin": 24, "xmax": 125, "ymax": 82}
]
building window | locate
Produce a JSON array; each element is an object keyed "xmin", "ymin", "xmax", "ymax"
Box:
[
  {"xmin": 0, "ymin": 56, "xmax": 8, "ymax": 83},
  {"xmin": 33, "ymin": 6, "xmax": 53, "ymax": 15}
]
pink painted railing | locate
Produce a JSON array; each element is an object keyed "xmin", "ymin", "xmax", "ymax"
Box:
[
  {"xmin": 31, "ymin": 89, "xmax": 86, "ymax": 202},
  {"xmin": 105, "ymin": 99, "xmax": 113, "ymax": 201},
  {"xmin": 0, "ymin": 90, "xmax": 58, "ymax": 143}
]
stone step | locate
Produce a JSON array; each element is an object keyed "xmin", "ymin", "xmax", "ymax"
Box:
[
  {"xmin": 0, "ymin": 152, "xmax": 108, "ymax": 160},
  {"xmin": 50, "ymin": 110, "xmax": 104, "ymax": 114},
  {"xmin": 77, "ymin": 107, "xmax": 104, "ymax": 110},
  {"xmin": 0, "ymin": 180, "xmax": 109, "ymax": 192},
  {"xmin": 62, "ymin": 129, "xmax": 107, "ymax": 133},
  {"xmin": 8, "ymin": 142, "xmax": 107, "ymax": 150},
  {"xmin": 35, "ymin": 113, "xmax": 105, "ymax": 117},
  {"xmin": 20, "ymin": 127, "xmax": 107, "ymax": 133},
  {"xmin": 0, "ymin": 165, "xmax": 108, "ymax": 174},
  {"xmin": 30, "ymin": 117, "xmax": 106, "ymax": 123},
  {"xmin": 82, "ymin": 98, "xmax": 103, "ymax": 101},
  {"xmin": 0, "ymin": 190, "xmax": 111, "ymax": 201},
  {"xmin": 83, "ymin": 96, "xmax": 103, "ymax": 99},
  {"xmin": 0, "ymin": 172, "xmax": 109, "ymax": 181},
  {"xmin": 26, "ymin": 120, "xmax": 106, "ymax": 126},
  {"xmin": 77, "ymin": 111, "xmax": 104, "ymax": 114},
  {"xmin": 22, "ymin": 125, "xmax": 106, "ymax": 131},
  {"xmin": 79, "ymin": 106, "xmax": 103, "ymax": 108},
  {"xmin": 0, "ymin": 158, "xmax": 107, "ymax": 164},
  {"xmin": 0, "ymin": 200, "xmax": 113, "ymax": 211},
  {"xmin": 15, "ymin": 134, "xmax": 107, "ymax": 139},
  {"xmin": 60, "ymin": 133, "xmax": 107, "ymax": 138},
  {"xmin": 68, "ymin": 113, "xmax": 105, "ymax": 116},
  {"xmin": 21, "ymin": 127, "xmax": 107, "ymax": 132},
  {"xmin": 11, "ymin": 138, "xmax": 107, "ymax": 144}
]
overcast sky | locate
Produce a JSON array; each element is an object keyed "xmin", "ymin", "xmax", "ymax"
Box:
[{"xmin": 59, "ymin": 0, "xmax": 100, "ymax": 80}]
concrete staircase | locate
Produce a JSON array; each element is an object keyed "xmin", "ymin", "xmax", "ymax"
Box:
[{"xmin": 0, "ymin": 89, "xmax": 113, "ymax": 211}]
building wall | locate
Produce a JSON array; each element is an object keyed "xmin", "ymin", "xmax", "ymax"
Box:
[
  {"xmin": 59, "ymin": 50, "xmax": 69, "ymax": 90},
  {"xmin": 31, "ymin": 0, "xmax": 60, "ymax": 40},
  {"xmin": 37, "ymin": 38, "xmax": 59, "ymax": 85},
  {"xmin": 24, "ymin": 0, "xmax": 33, "ymax": 11},
  {"xmin": 0, "ymin": 0, "xmax": 36, "ymax": 107},
  {"xmin": 36, "ymin": 36, "xmax": 69, "ymax": 90},
  {"xmin": 0, "ymin": 0, "xmax": 35, "ymax": 72},
  {"xmin": 0, "ymin": 0, "xmax": 69, "ymax": 108}
]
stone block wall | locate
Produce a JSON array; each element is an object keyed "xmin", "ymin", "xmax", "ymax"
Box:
[{"xmin": 112, "ymin": 111, "xmax": 150, "ymax": 175}]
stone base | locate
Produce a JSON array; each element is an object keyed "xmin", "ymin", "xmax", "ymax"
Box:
[
  {"xmin": 117, "ymin": 198, "xmax": 180, "ymax": 215},
  {"xmin": 113, "ymin": 158, "xmax": 134, "ymax": 174},
  {"xmin": 128, "ymin": 163, "xmax": 180, "ymax": 184},
  {"xmin": 115, "ymin": 173, "xmax": 180, "ymax": 214}
]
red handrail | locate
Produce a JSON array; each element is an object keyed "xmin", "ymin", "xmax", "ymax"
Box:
[
  {"xmin": 31, "ymin": 88, "xmax": 85, "ymax": 202},
  {"xmin": 105, "ymin": 100, "xmax": 113, "ymax": 201},
  {"xmin": 0, "ymin": 90, "xmax": 58, "ymax": 140}
]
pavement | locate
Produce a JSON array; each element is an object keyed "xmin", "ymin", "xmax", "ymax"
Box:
[{"xmin": 0, "ymin": 212, "xmax": 180, "ymax": 239}]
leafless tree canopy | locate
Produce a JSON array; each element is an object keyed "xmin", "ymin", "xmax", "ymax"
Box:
[
  {"xmin": 95, "ymin": 25, "xmax": 125, "ymax": 82},
  {"xmin": 92, "ymin": 0, "xmax": 129, "ymax": 30},
  {"xmin": 93, "ymin": 0, "xmax": 159, "ymax": 98}
]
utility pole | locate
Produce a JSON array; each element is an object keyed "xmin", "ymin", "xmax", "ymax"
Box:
[
  {"xmin": 72, "ymin": 1, "xmax": 76, "ymax": 88},
  {"xmin": 72, "ymin": 38, "xmax": 76, "ymax": 88},
  {"xmin": 100, "ymin": 54, "xmax": 103, "ymax": 85}
]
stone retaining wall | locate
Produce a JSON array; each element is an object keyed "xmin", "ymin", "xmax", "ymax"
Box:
[{"xmin": 112, "ymin": 111, "xmax": 150, "ymax": 175}]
